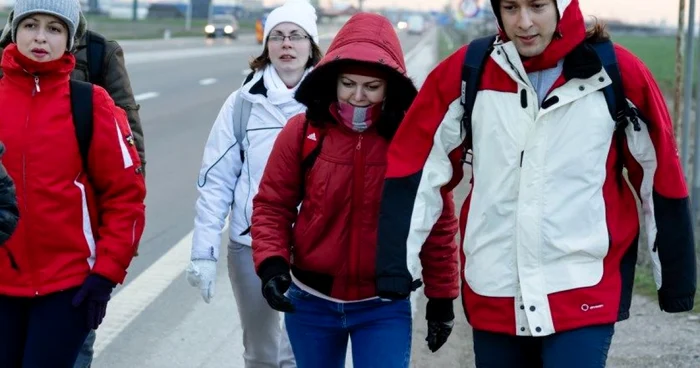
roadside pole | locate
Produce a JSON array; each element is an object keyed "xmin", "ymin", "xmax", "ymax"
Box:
[
  {"xmin": 673, "ymin": 0, "xmax": 686, "ymax": 139},
  {"xmin": 690, "ymin": 1, "xmax": 700, "ymax": 224},
  {"xmin": 186, "ymin": 0, "xmax": 192, "ymax": 31},
  {"xmin": 681, "ymin": 0, "xmax": 697, "ymax": 176}
]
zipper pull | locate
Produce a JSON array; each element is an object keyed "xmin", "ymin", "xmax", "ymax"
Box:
[
  {"xmin": 356, "ymin": 135, "xmax": 363, "ymax": 150},
  {"xmin": 33, "ymin": 75, "xmax": 40, "ymax": 93}
]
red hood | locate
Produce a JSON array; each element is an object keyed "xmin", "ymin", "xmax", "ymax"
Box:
[
  {"xmin": 319, "ymin": 12, "xmax": 408, "ymax": 75},
  {"xmin": 295, "ymin": 12, "xmax": 417, "ymax": 116},
  {"xmin": 491, "ymin": 0, "xmax": 585, "ymax": 72}
]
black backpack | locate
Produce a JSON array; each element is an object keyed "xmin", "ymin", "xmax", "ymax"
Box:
[
  {"xmin": 459, "ymin": 35, "xmax": 641, "ymax": 165},
  {"xmin": 69, "ymin": 79, "xmax": 94, "ymax": 173},
  {"xmin": 70, "ymin": 30, "xmax": 107, "ymax": 172}
]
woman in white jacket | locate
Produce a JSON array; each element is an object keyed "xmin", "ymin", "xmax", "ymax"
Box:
[{"xmin": 186, "ymin": 1, "xmax": 322, "ymax": 366}]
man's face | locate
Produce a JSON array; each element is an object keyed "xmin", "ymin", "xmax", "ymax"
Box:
[{"xmin": 499, "ymin": 0, "xmax": 558, "ymax": 57}]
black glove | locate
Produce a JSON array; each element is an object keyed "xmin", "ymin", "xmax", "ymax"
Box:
[
  {"xmin": 426, "ymin": 320, "xmax": 454, "ymax": 352},
  {"xmin": 262, "ymin": 273, "xmax": 295, "ymax": 312},
  {"xmin": 72, "ymin": 274, "xmax": 117, "ymax": 330},
  {"xmin": 425, "ymin": 298, "xmax": 455, "ymax": 353}
]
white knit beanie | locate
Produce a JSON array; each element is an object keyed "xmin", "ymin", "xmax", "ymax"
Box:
[
  {"xmin": 11, "ymin": 0, "xmax": 81, "ymax": 50},
  {"xmin": 263, "ymin": 0, "xmax": 319, "ymax": 48}
]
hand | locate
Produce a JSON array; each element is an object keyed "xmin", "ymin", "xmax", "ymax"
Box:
[
  {"xmin": 426, "ymin": 320, "xmax": 454, "ymax": 353},
  {"xmin": 72, "ymin": 274, "xmax": 117, "ymax": 330},
  {"xmin": 186, "ymin": 259, "xmax": 217, "ymax": 303},
  {"xmin": 262, "ymin": 273, "xmax": 295, "ymax": 312}
]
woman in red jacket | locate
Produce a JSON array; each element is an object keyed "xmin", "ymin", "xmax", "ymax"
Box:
[
  {"xmin": 251, "ymin": 12, "xmax": 460, "ymax": 367},
  {"xmin": 0, "ymin": 0, "xmax": 145, "ymax": 366}
]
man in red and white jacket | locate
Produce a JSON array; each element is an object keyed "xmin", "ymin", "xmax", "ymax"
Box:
[{"xmin": 376, "ymin": 0, "xmax": 696, "ymax": 365}]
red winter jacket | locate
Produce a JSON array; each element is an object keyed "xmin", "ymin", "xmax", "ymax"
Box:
[
  {"xmin": 252, "ymin": 13, "xmax": 460, "ymax": 302},
  {"xmin": 0, "ymin": 44, "xmax": 146, "ymax": 297}
]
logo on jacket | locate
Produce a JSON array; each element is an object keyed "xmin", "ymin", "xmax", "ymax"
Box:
[
  {"xmin": 581, "ymin": 303, "xmax": 604, "ymax": 312},
  {"xmin": 307, "ymin": 133, "xmax": 317, "ymax": 141}
]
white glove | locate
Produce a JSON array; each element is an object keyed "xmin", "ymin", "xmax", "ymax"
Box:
[{"xmin": 186, "ymin": 259, "xmax": 217, "ymax": 303}]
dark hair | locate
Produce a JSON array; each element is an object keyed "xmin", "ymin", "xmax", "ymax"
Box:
[
  {"xmin": 297, "ymin": 60, "xmax": 418, "ymax": 141},
  {"xmin": 248, "ymin": 38, "xmax": 323, "ymax": 71},
  {"xmin": 585, "ymin": 17, "xmax": 611, "ymax": 42}
]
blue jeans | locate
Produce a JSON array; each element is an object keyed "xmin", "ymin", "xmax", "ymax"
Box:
[
  {"xmin": 0, "ymin": 288, "xmax": 91, "ymax": 368},
  {"xmin": 473, "ymin": 324, "xmax": 615, "ymax": 367},
  {"xmin": 284, "ymin": 282, "xmax": 412, "ymax": 368},
  {"xmin": 73, "ymin": 329, "xmax": 96, "ymax": 368}
]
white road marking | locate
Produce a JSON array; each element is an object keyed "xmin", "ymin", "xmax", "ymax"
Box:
[
  {"xmin": 199, "ymin": 78, "xmax": 218, "ymax": 86},
  {"xmin": 94, "ymin": 30, "xmax": 435, "ymax": 360},
  {"xmin": 94, "ymin": 228, "xmax": 196, "ymax": 357},
  {"xmin": 134, "ymin": 92, "xmax": 159, "ymax": 102}
]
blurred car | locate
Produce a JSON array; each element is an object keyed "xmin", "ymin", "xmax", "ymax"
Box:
[
  {"xmin": 205, "ymin": 14, "xmax": 239, "ymax": 39},
  {"xmin": 407, "ymin": 15, "xmax": 426, "ymax": 35}
]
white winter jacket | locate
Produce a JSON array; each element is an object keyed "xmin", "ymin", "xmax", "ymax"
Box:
[{"xmin": 191, "ymin": 68, "xmax": 307, "ymax": 261}]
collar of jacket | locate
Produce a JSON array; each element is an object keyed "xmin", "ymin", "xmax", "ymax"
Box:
[
  {"xmin": 0, "ymin": 43, "xmax": 74, "ymax": 92},
  {"xmin": 248, "ymin": 76, "xmax": 267, "ymax": 97},
  {"xmin": 238, "ymin": 69, "xmax": 291, "ymax": 126}
]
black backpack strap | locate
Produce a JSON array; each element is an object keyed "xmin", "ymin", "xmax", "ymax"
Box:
[
  {"xmin": 460, "ymin": 35, "xmax": 497, "ymax": 153},
  {"xmin": 298, "ymin": 120, "xmax": 325, "ymax": 201},
  {"xmin": 589, "ymin": 40, "xmax": 640, "ymax": 132},
  {"xmin": 85, "ymin": 30, "xmax": 106, "ymax": 86},
  {"xmin": 69, "ymin": 80, "xmax": 94, "ymax": 173}
]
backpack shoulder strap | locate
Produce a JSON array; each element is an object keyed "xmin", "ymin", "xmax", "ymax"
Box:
[
  {"xmin": 589, "ymin": 39, "xmax": 629, "ymax": 126},
  {"xmin": 298, "ymin": 120, "xmax": 325, "ymax": 198},
  {"xmin": 85, "ymin": 30, "xmax": 106, "ymax": 87},
  {"xmin": 300, "ymin": 121, "xmax": 324, "ymax": 169},
  {"xmin": 232, "ymin": 72, "xmax": 256, "ymax": 164},
  {"xmin": 232, "ymin": 91, "xmax": 253, "ymax": 163},
  {"xmin": 460, "ymin": 35, "xmax": 497, "ymax": 150},
  {"xmin": 69, "ymin": 79, "xmax": 94, "ymax": 172}
]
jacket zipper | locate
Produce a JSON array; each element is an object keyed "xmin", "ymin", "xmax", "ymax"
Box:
[
  {"xmin": 27, "ymin": 74, "xmax": 39, "ymax": 294},
  {"xmin": 350, "ymin": 135, "xmax": 364, "ymax": 299}
]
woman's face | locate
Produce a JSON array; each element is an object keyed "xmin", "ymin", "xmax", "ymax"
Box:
[
  {"xmin": 267, "ymin": 22, "xmax": 312, "ymax": 74},
  {"xmin": 336, "ymin": 73, "xmax": 386, "ymax": 107},
  {"xmin": 16, "ymin": 14, "xmax": 68, "ymax": 62}
]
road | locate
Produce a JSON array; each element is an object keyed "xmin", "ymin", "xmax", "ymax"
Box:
[{"xmin": 91, "ymin": 27, "xmax": 436, "ymax": 367}]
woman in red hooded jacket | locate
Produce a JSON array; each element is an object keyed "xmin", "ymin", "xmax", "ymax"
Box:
[
  {"xmin": 251, "ymin": 12, "xmax": 460, "ymax": 367},
  {"xmin": 0, "ymin": 0, "xmax": 145, "ymax": 366}
]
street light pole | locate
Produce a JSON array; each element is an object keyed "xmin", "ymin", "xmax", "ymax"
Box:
[
  {"xmin": 132, "ymin": 0, "xmax": 138, "ymax": 21},
  {"xmin": 185, "ymin": 0, "xmax": 192, "ymax": 31}
]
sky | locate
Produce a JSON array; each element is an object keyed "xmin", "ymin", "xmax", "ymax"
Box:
[{"xmin": 296, "ymin": 0, "xmax": 700, "ymax": 26}]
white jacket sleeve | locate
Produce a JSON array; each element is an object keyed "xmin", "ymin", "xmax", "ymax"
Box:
[{"xmin": 191, "ymin": 91, "xmax": 242, "ymax": 261}]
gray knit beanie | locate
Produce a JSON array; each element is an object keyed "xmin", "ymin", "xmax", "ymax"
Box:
[{"xmin": 11, "ymin": 0, "xmax": 81, "ymax": 50}]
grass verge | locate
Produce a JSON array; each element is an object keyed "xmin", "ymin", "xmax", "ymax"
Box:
[{"xmin": 439, "ymin": 28, "xmax": 458, "ymax": 60}]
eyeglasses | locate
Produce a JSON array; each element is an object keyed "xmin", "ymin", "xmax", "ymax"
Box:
[{"xmin": 268, "ymin": 34, "xmax": 310, "ymax": 43}]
